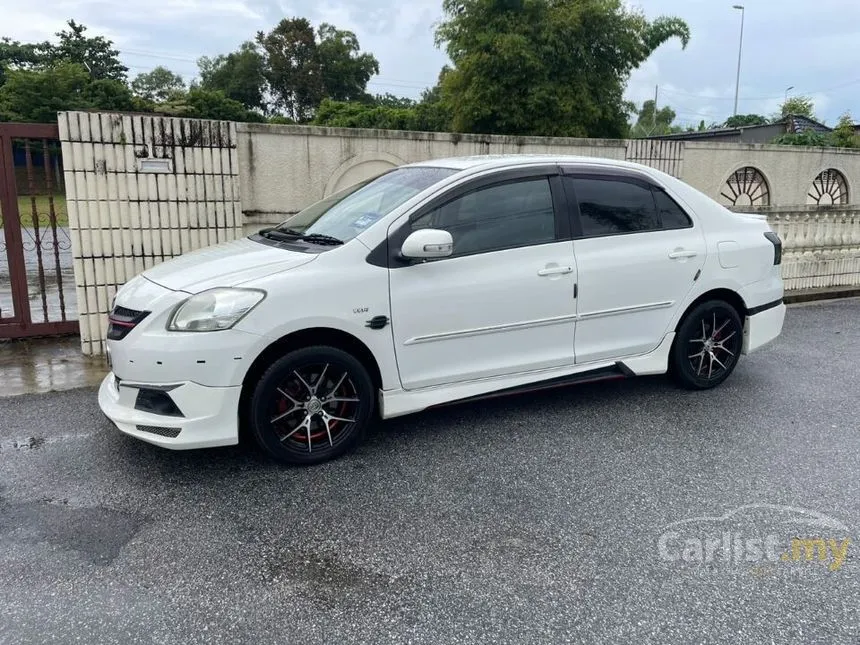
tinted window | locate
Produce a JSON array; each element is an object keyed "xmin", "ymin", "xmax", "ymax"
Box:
[
  {"xmin": 654, "ymin": 190, "xmax": 693, "ymax": 229},
  {"xmin": 572, "ymin": 178, "xmax": 660, "ymax": 236},
  {"xmin": 412, "ymin": 178, "xmax": 556, "ymax": 256}
]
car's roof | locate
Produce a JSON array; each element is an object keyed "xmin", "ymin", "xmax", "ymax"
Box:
[{"xmin": 406, "ymin": 154, "xmax": 653, "ymax": 174}]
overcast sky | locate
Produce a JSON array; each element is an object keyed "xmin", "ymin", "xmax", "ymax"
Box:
[{"xmin": 2, "ymin": 0, "xmax": 859, "ymax": 127}]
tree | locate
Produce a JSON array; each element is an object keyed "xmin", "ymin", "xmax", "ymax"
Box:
[
  {"xmin": 82, "ymin": 78, "xmax": 136, "ymax": 111},
  {"xmin": 630, "ymin": 99, "xmax": 677, "ymax": 137},
  {"xmin": 198, "ymin": 42, "xmax": 267, "ymax": 112},
  {"xmin": 778, "ymin": 95, "xmax": 815, "ymax": 120},
  {"xmin": 47, "ymin": 20, "xmax": 128, "ymax": 81},
  {"xmin": 316, "ymin": 24, "xmax": 379, "ymax": 102},
  {"xmin": 0, "ymin": 63, "xmax": 91, "ymax": 121},
  {"xmin": 724, "ymin": 114, "xmax": 769, "ymax": 127},
  {"xmin": 434, "ymin": 0, "xmax": 690, "ymax": 137},
  {"xmin": 829, "ymin": 112, "xmax": 860, "ymax": 148},
  {"xmin": 131, "ymin": 66, "xmax": 185, "ymax": 102},
  {"xmin": 257, "ymin": 18, "xmax": 323, "ymax": 121},
  {"xmin": 256, "ymin": 18, "xmax": 379, "ymax": 121},
  {"xmin": 157, "ymin": 87, "xmax": 265, "ymax": 122}
]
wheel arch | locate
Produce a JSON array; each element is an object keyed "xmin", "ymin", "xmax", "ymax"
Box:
[
  {"xmin": 674, "ymin": 288, "xmax": 748, "ymax": 333},
  {"xmin": 239, "ymin": 327, "xmax": 384, "ymax": 430}
]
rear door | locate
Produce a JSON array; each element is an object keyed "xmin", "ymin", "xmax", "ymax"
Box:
[{"xmin": 563, "ymin": 170, "xmax": 706, "ymax": 364}]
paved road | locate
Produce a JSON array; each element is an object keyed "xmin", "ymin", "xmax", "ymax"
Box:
[{"xmin": 1, "ymin": 299, "xmax": 859, "ymax": 645}]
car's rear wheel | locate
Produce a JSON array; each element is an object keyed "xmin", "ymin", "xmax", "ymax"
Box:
[
  {"xmin": 671, "ymin": 300, "xmax": 743, "ymax": 390},
  {"xmin": 249, "ymin": 346, "xmax": 375, "ymax": 465}
]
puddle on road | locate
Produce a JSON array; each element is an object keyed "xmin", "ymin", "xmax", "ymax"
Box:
[{"xmin": 0, "ymin": 498, "xmax": 147, "ymax": 565}]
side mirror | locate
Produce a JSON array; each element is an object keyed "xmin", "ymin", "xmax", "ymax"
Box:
[{"xmin": 400, "ymin": 228, "xmax": 453, "ymax": 259}]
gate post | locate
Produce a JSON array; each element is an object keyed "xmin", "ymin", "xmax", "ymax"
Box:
[{"xmin": 0, "ymin": 128, "xmax": 32, "ymax": 327}]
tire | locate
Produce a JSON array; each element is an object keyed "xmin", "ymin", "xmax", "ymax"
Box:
[
  {"xmin": 249, "ymin": 345, "xmax": 375, "ymax": 465},
  {"xmin": 670, "ymin": 300, "xmax": 743, "ymax": 390}
]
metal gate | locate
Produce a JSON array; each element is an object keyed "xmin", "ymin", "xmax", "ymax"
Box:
[{"xmin": 0, "ymin": 123, "xmax": 77, "ymax": 338}]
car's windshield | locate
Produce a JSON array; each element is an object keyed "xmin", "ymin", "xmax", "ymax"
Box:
[{"xmin": 277, "ymin": 166, "xmax": 458, "ymax": 243}]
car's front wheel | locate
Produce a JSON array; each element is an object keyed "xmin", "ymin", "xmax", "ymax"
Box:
[
  {"xmin": 671, "ymin": 300, "xmax": 743, "ymax": 390},
  {"xmin": 249, "ymin": 346, "xmax": 375, "ymax": 465}
]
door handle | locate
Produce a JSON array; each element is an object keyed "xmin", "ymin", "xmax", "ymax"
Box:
[
  {"xmin": 537, "ymin": 266, "xmax": 573, "ymax": 276},
  {"xmin": 668, "ymin": 249, "xmax": 698, "ymax": 259}
]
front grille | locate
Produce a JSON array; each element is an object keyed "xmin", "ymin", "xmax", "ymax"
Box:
[
  {"xmin": 108, "ymin": 305, "xmax": 150, "ymax": 340},
  {"xmin": 135, "ymin": 425, "xmax": 181, "ymax": 438}
]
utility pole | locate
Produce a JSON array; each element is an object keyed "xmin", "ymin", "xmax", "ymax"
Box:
[
  {"xmin": 653, "ymin": 85, "xmax": 658, "ymax": 133},
  {"xmin": 732, "ymin": 5, "xmax": 745, "ymax": 116}
]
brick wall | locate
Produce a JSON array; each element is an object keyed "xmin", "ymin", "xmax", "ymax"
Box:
[{"xmin": 58, "ymin": 111, "xmax": 242, "ymax": 355}]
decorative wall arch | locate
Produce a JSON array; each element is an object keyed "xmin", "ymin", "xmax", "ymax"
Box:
[
  {"xmin": 323, "ymin": 151, "xmax": 408, "ymax": 197},
  {"xmin": 720, "ymin": 166, "xmax": 771, "ymax": 207},
  {"xmin": 807, "ymin": 168, "xmax": 849, "ymax": 205}
]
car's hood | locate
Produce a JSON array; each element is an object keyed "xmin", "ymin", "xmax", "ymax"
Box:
[{"xmin": 142, "ymin": 237, "xmax": 318, "ymax": 293}]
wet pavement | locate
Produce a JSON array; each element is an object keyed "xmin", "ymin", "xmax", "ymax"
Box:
[
  {"xmin": 0, "ymin": 337, "xmax": 106, "ymax": 397},
  {"xmin": 0, "ymin": 227, "xmax": 77, "ymax": 322},
  {"xmin": 0, "ymin": 298, "xmax": 859, "ymax": 645}
]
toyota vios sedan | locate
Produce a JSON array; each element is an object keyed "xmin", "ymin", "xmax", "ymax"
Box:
[{"xmin": 99, "ymin": 155, "xmax": 785, "ymax": 464}]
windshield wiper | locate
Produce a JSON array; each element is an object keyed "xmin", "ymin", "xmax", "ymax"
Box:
[{"xmin": 260, "ymin": 228, "xmax": 344, "ymax": 246}]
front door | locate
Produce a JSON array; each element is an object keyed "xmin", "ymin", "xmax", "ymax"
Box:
[
  {"xmin": 565, "ymin": 173, "xmax": 707, "ymax": 364},
  {"xmin": 389, "ymin": 175, "xmax": 578, "ymax": 390}
]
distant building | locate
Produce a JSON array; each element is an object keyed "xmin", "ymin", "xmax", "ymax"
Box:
[{"xmin": 650, "ymin": 114, "xmax": 832, "ymax": 144}]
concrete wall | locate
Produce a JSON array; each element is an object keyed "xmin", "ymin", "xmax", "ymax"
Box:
[
  {"xmin": 58, "ymin": 111, "xmax": 242, "ymax": 354},
  {"xmin": 237, "ymin": 124, "xmax": 860, "ymax": 236},
  {"xmin": 237, "ymin": 124, "xmax": 626, "ymax": 233},
  {"xmin": 681, "ymin": 142, "xmax": 860, "ymax": 207}
]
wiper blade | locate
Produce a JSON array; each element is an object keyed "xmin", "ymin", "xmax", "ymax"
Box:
[
  {"xmin": 259, "ymin": 227, "xmax": 344, "ymax": 246},
  {"xmin": 299, "ymin": 233, "xmax": 344, "ymax": 246}
]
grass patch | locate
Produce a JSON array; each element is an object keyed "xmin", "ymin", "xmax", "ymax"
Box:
[{"xmin": 0, "ymin": 195, "xmax": 68, "ymax": 229}]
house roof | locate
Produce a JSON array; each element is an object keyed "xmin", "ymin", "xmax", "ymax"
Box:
[{"xmin": 650, "ymin": 114, "xmax": 832, "ymax": 141}]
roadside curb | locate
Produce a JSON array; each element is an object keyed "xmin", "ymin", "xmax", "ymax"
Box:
[{"xmin": 784, "ymin": 288, "xmax": 860, "ymax": 305}]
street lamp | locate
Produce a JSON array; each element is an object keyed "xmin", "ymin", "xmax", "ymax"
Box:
[
  {"xmin": 784, "ymin": 85, "xmax": 794, "ymax": 103},
  {"xmin": 732, "ymin": 5, "xmax": 745, "ymax": 116}
]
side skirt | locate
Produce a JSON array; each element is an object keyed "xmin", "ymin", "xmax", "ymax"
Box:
[{"xmin": 378, "ymin": 332, "xmax": 675, "ymax": 419}]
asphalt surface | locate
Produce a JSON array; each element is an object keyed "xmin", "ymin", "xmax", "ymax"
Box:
[{"xmin": 1, "ymin": 298, "xmax": 859, "ymax": 645}]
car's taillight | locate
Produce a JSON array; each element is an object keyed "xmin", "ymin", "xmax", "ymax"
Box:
[
  {"xmin": 763, "ymin": 231, "xmax": 782, "ymax": 265},
  {"xmin": 107, "ymin": 305, "xmax": 150, "ymax": 340}
]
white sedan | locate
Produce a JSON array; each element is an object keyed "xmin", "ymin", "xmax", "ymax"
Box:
[{"xmin": 99, "ymin": 155, "xmax": 785, "ymax": 464}]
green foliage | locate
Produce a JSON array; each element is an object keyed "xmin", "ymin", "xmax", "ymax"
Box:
[
  {"xmin": 268, "ymin": 115, "xmax": 295, "ymax": 124},
  {"xmin": 313, "ymin": 96, "xmax": 452, "ymax": 132},
  {"xmin": 0, "ymin": 63, "xmax": 92, "ymax": 121},
  {"xmin": 157, "ymin": 88, "xmax": 265, "ymax": 122},
  {"xmin": 434, "ymin": 0, "xmax": 690, "ymax": 137},
  {"xmin": 830, "ymin": 112, "xmax": 860, "ymax": 148},
  {"xmin": 316, "ymin": 24, "xmax": 379, "ymax": 102},
  {"xmin": 778, "ymin": 95, "xmax": 815, "ymax": 120},
  {"xmin": 47, "ymin": 20, "xmax": 127, "ymax": 81},
  {"xmin": 198, "ymin": 42, "xmax": 267, "ymax": 112},
  {"xmin": 724, "ymin": 114, "xmax": 769, "ymax": 127},
  {"xmin": 81, "ymin": 78, "xmax": 136, "ymax": 111},
  {"xmin": 131, "ymin": 66, "xmax": 185, "ymax": 103},
  {"xmin": 771, "ymin": 130, "xmax": 829, "ymax": 147},
  {"xmin": 257, "ymin": 18, "xmax": 379, "ymax": 122},
  {"xmin": 371, "ymin": 93, "xmax": 417, "ymax": 109},
  {"xmin": 630, "ymin": 100, "xmax": 676, "ymax": 137}
]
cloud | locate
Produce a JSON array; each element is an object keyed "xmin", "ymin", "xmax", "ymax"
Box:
[{"xmin": 1, "ymin": 0, "xmax": 858, "ymax": 121}]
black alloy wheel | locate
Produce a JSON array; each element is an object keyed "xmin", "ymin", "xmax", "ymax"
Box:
[
  {"xmin": 671, "ymin": 300, "xmax": 743, "ymax": 390},
  {"xmin": 250, "ymin": 346, "xmax": 374, "ymax": 464}
]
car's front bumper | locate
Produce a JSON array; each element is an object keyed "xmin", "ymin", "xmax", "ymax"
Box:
[
  {"xmin": 98, "ymin": 373, "xmax": 241, "ymax": 449},
  {"xmin": 743, "ymin": 302, "xmax": 786, "ymax": 354}
]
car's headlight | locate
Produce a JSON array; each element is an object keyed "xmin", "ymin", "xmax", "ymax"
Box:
[{"xmin": 167, "ymin": 288, "xmax": 266, "ymax": 332}]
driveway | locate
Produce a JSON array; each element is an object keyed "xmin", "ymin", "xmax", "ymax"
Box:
[{"xmin": 1, "ymin": 298, "xmax": 858, "ymax": 645}]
